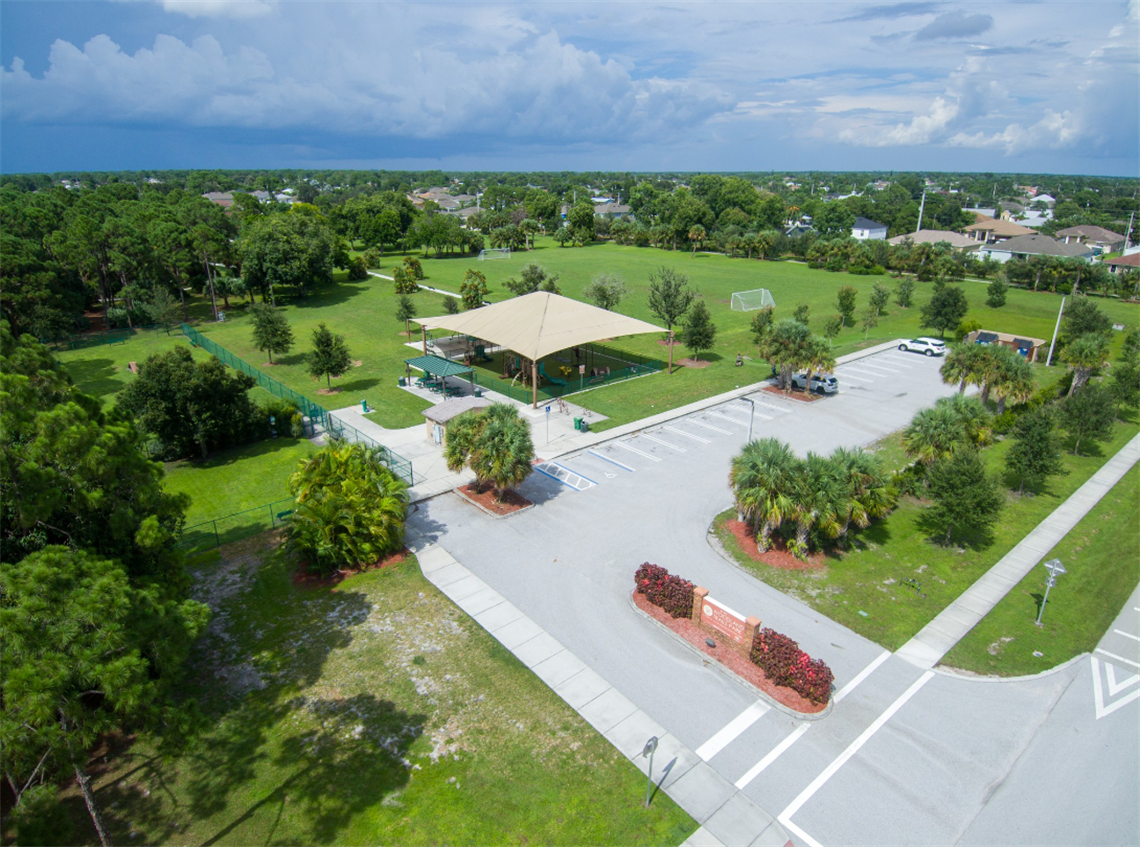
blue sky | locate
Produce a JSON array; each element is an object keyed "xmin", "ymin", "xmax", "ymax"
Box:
[{"xmin": 2, "ymin": 0, "xmax": 1137, "ymax": 175}]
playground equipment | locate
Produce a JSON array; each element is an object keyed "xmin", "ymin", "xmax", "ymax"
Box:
[{"xmin": 539, "ymin": 362, "xmax": 567, "ymax": 386}]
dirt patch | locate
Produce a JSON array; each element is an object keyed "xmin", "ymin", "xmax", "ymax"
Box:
[
  {"xmin": 676, "ymin": 358, "xmax": 712, "ymax": 369},
  {"xmin": 632, "ymin": 592, "xmax": 826, "ymax": 715},
  {"xmin": 316, "ymin": 387, "xmax": 342, "ymax": 396},
  {"xmin": 456, "ymin": 483, "xmax": 533, "ymax": 516},
  {"xmin": 760, "ymin": 384, "xmax": 821, "ymax": 402},
  {"xmin": 655, "ymin": 338, "xmax": 679, "ymax": 347},
  {"xmin": 263, "ymin": 361, "xmax": 277, "ymax": 367},
  {"xmin": 291, "ymin": 547, "xmax": 409, "ymax": 589},
  {"xmin": 352, "ymin": 359, "xmax": 364, "ymax": 367},
  {"xmin": 723, "ymin": 520, "xmax": 826, "ymax": 570}
]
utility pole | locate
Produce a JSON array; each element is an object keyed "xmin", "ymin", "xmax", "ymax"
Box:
[
  {"xmin": 915, "ymin": 190, "xmax": 927, "ymax": 233},
  {"xmin": 1046, "ymin": 296, "xmax": 1066, "ymax": 367},
  {"xmin": 1127, "ymin": 210, "xmax": 1135, "ymax": 249}
]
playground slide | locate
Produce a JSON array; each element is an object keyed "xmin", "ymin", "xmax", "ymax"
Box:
[{"xmin": 538, "ymin": 362, "xmax": 567, "ymax": 386}]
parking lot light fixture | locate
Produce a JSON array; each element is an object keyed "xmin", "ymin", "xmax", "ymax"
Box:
[
  {"xmin": 1036, "ymin": 559, "xmax": 1066, "ymax": 626},
  {"xmin": 740, "ymin": 397, "xmax": 755, "ymax": 442}
]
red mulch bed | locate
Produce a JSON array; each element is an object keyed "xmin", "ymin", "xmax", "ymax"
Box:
[
  {"xmin": 723, "ymin": 520, "xmax": 826, "ymax": 570},
  {"xmin": 457, "ymin": 483, "xmax": 533, "ymax": 516},
  {"xmin": 292, "ymin": 547, "xmax": 408, "ymax": 589},
  {"xmin": 632, "ymin": 592, "xmax": 826, "ymax": 715},
  {"xmin": 676, "ymin": 358, "xmax": 712, "ymax": 369},
  {"xmin": 656, "ymin": 338, "xmax": 679, "ymax": 347},
  {"xmin": 760, "ymin": 384, "xmax": 820, "ymax": 402}
]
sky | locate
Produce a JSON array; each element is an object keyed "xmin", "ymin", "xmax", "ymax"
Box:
[{"xmin": 1, "ymin": 0, "xmax": 1138, "ymax": 176}]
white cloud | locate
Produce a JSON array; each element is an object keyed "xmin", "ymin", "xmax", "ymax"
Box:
[
  {"xmin": 109, "ymin": 0, "xmax": 277, "ymax": 18},
  {"xmin": 947, "ymin": 109, "xmax": 1080, "ymax": 154}
]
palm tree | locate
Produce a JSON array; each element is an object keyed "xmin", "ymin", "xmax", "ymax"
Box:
[
  {"xmin": 729, "ymin": 438, "xmax": 800, "ymax": 552},
  {"xmin": 288, "ymin": 442, "xmax": 409, "ymax": 574},
  {"xmin": 988, "ymin": 347, "xmax": 1035, "ymax": 413},
  {"xmin": 940, "ymin": 393, "xmax": 993, "ymax": 447},
  {"xmin": 445, "ymin": 404, "xmax": 534, "ymax": 502},
  {"xmin": 940, "ymin": 343, "xmax": 986, "ymax": 394},
  {"xmin": 688, "ymin": 224, "xmax": 706, "ymax": 255},
  {"xmin": 792, "ymin": 453, "xmax": 846, "ymax": 554},
  {"xmin": 1063, "ymin": 333, "xmax": 1110, "ymax": 396},
  {"xmin": 902, "ymin": 403, "xmax": 969, "ymax": 466},
  {"xmin": 830, "ymin": 447, "xmax": 893, "ymax": 542}
]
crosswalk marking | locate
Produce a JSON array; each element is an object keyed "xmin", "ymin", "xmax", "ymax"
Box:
[{"xmin": 696, "ymin": 701, "xmax": 769, "ymax": 762}]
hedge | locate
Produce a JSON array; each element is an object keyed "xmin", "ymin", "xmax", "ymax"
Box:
[{"xmin": 634, "ymin": 562, "xmax": 695, "ymax": 619}]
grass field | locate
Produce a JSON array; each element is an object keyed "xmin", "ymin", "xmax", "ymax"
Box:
[
  {"xmin": 65, "ymin": 536, "xmax": 696, "ymax": 846},
  {"xmin": 942, "ymin": 468, "xmax": 1140, "ymax": 676},
  {"xmin": 163, "ymin": 437, "xmax": 317, "ymax": 526},
  {"xmin": 712, "ymin": 418, "xmax": 1139, "ymax": 653},
  {"xmin": 55, "ymin": 238, "xmax": 1140, "ymax": 433}
]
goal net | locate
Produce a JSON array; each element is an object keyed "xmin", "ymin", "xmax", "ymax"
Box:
[
  {"xmin": 478, "ymin": 248, "xmax": 510, "ymax": 261},
  {"xmin": 731, "ymin": 289, "xmax": 776, "ymax": 311}
]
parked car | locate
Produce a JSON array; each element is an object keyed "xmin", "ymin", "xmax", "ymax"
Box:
[
  {"xmin": 898, "ymin": 337, "xmax": 946, "ymax": 356},
  {"xmin": 791, "ymin": 372, "xmax": 838, "ymax": 394}
]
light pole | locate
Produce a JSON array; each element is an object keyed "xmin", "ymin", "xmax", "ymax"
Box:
[
  {"xmin": 1036, "ymin": 558, "xmax": 1066, "ymax": 626},
  {"xmin": 739, "ymin": 397, "xmax": 755, "ymax": 442},
  {"xmin": 642, "ymin": 736, "xmax": 658, "ymax": 807}
]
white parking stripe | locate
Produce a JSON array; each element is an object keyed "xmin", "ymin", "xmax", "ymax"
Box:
[
  {"xmin": 880, "ymin": 356, "xmax": 915, "ymax": 368},
  {"xmin": 641, "ymin": 434, "xmax": 686, "ymax": 452},
  {"xmin": 721, "ymin": 405, "xmax": 773, "ymax": 420},
  {"xmin": 696, "ymin": 701, "xmax": 770, "ymax": 761},
  {"xmin": 1096, "ymin": 648, "xmax": 1140, "ymax": 668},
  {"xmin": 587, "ymin": 450, "xmax": 635, "ymax": 472},
  {"xmin": 613, "ymin": 441, "xmax": 661, "ymax": 462},
  {"xmin": 857, "ymin": 363, "xmax": 903, "ymax": 373},
  {"xmin": 778, "ymin": 672, "xmax": 934, "ymax": 824},
  {"xmin": 664, "ymin": 426, "xmax": 711, "ymax": 444},
  {"xmin": 836, "ymin": 371, "xmax": 874, "ymax": 383},
  {"xmin": 688, "ymin": 419, "xmax": 733, "ymax": 435},
  {"xmin": 751, "ymin": 400, "xmax": 793, "ymax": 413},
  {"xmin": 1114, "ymin": 629, "xmax": 1140, "ymax": 642},
  {"xmin": 843, "ymin": 365, "xmax": 894, "ymax": 376},
  {"xmin": 705, "ymin": 411, "xmax": 746, "ymax": 426}
]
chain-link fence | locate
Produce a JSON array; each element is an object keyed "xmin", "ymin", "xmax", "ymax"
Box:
[{"xmin": 177, "ymin": 497, "xmax": 295, "ymax": 555}]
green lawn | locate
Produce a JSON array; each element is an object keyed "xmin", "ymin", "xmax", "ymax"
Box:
[
  {"xmin": 712, "ymin": 419, "xmax": 1140, "ymax": 652},
  {"xmin": 66, "ymin": 537, "xmax": 696, "ymax": 846},
  {"xmin": 163, "ymin": 437, "xmax": 317, "ymax": 526},
  {"xmin": 942, "ymin": 468, "xmax": 1140, "ymax": 676}
]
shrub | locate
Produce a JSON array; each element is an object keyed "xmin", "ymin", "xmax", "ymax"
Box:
[
  {"xmin": 347, "ymin": 256, "xmax": 369, "ymax": 281},
  {"xmin": 750, "ymin": 627, "xmax": 834, "ymax": 705},
  {"xmin": 290, "ymin": 411, "xmax": 304, "ymax": 438},
  {"xmin": 634, "ymin": 562, "xmax": 695, "ymax": 619}
]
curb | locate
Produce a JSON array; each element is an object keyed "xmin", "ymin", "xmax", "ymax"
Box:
[
  {"xmin": 933, "ymin": 651, "xmax": 1089, "ymax": 683},
  {"xmin": 627, "ymin": 592, "xmax": 833, "ymax": 722},
  {"xmin": 452, "ymin": 487, "xmax": 535, "ymax": 520}
]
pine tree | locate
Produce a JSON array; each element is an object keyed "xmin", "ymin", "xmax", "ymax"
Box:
[
  {"xmin": 680, "ymin": 299, "xmax": 717, "ymax": 363},
  {"xmin": 250, "ymin": 302, "xmax": 294, "ymax": 364},
  {"xmin": 1005, "ymin": 407, "xmax": 1064, "ymax": 493},
  {"xmin": 927, "ymin": 450, "xmax": 1005, "ymax": 545},
  {"xmin": 308, "ymin": 322, "xmax": 352, "ymax": 388}
]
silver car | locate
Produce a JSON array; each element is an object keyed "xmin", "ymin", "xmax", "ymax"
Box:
[{"xmin": 791, "ymin": 372, "xmax": 839, "ymax": 394}]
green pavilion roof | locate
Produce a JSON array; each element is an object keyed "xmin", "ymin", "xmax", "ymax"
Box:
[{"xmin": 403, "ymin": 354, "xmax": 473, "ymax": 378}]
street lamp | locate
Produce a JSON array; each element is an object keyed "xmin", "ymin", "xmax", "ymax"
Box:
[
  {"xmin": 642, "ymin": 736, "xmax": 658, "ymax": 807},
  {"xmin": 739, "ymin": 397, "xmax": 756, "ymax": 442},
  {"xmin": 1035, "ymin": 558, "xmax": 1066, "ymax": 626}
]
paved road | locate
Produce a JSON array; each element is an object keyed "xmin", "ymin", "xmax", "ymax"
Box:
[{"xmin": 411, "ymin": 348, "xmax": 1140, "ymax": 846}]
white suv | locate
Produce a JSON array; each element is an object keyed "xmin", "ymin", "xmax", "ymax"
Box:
[
  {"xmin": 898, "ymin": 337, "xmax": 946, "ymax": 357},
  {"xmin": 791, "ymin": 372, "xmax": 839, "ymax": 394}
]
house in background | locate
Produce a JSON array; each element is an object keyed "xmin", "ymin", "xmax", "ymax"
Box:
[
  {"xmin": 851, "ymin": 217, "xmax": 887, "ymax": 241},
  {"xmin": 964, "ymin": 214, "xmax": 1035, "ymax": 244},
  {"xmin": 593, "ymin": 202, "xmax": 632, "ymax": 220},
  {"xmin": 887, "ymin": 230, "xmax": 980, "ymax": 251},
  {"xmin": 1055, "ymin": 225, "xmax": 1126, "ymax": 255},
  {"xmin": 1105, "ymin": 252, "xmax": 1140, "ymax": 275},
  {"xmin": 975, "ymin": 233, "xmax": 1094, "ymax": 264}
]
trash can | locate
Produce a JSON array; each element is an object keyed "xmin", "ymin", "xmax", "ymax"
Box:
[
  {"xmin": 398, "ymin": 377, "xmax": 406, "ymax": 387},
  {"xmin": 580, "ymin": 420, "xmax": 590, "ymax": 433},
  {"xmin": 573, "ymin": 417, "xmax": 582, "ymax": 431}
]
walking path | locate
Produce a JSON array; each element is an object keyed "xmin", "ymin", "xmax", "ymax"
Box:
[
  {"xmin": 407, "ymin": 532, "xmax": 792, "ymax": 847},
  {"xmin": 896, "ymin": 431, "xmax": 1140, "ymax": 669}
]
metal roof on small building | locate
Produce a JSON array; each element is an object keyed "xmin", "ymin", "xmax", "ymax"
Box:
[
  {"xmin": 422, "ymin": 397, "xmax": 493, "ymax": 424},
  {"xmin": 403, "ymin": 355, "xmax": 473, "ymax": 378}
]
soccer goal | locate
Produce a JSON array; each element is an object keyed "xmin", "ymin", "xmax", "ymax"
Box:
[
  {"xmin": 731, "ymin": 289, "xmax": 776, "ymax": 311},
  {"xmin": 478, "ymin": 247, "xmax": 510, "ymax": 261}
]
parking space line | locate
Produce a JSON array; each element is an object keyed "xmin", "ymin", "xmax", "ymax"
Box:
[
  {"xmin": 880, "ymin": 356, "xmax": 915, "ymax": 368},
  {"xmin": 750, "ymin": 400, "xmax": 793, "ymax": 413},
  {"xmin": 856, "ymin": 362, "xmax": 903, "ymax": 374},
  {"xmin": 614, "ymin": 441, "xmax": 661, "ymax": 462},
  {"xmin": 720, "ymin": 405, "xmax": 772, "ymax": 420},
  {"xmin": 695, "ymin": 701, "xmax": 770, "ymax": 762},
  {"xmin": 843, "ymin": 365, "xmax": 894, "ymax": 377},
  {"xmin": 664, "ymin": 426, "xmax": 711, "ymax": 444},
  {"xmin": 688, "ymin": 419, "xmax": 733, "ymax": 435},
  {"xmin": 551, "ymin": 462, "xmax": 598, "ymax": 485},
  {"xmin": 704, "ymin": 411, "xmax": 746, "ymax": 426},
  {"xmin": 587, "ymin": 450, "xmax": 634, "ymax": 472},
  {"xmin": 1097, "ymin": 648, "xmax": 1140, "ymax": 668},
  {"xmin": 1113, "ymin": 629, "xmax": 1140, "ymax": 642},
  {"xmin": 641, "ymin": 434, "xmax": 686, "ymax": 452},
  {"xmin": 835, "ymin": 371, "xmax": 873, "ymax": 383}
]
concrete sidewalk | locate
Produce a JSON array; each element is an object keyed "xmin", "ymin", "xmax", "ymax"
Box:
[
  {"xmin": 408, "ymin": 532, "xmax": 792, "ymax": 847},
  {"xmin": 896, "ymin": 431, "xmax": 1140, "ymax": 669}
]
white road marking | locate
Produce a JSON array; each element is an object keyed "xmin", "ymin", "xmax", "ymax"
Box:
[
  {"xmin": 842, "ymin": 365, "xmax": 894, "ymax": 377},
  {"xmin": 641, "ymin": 434, "xmax": 686, "ymax": 452},
  {"xmin": 779, "ymin": 672, "xmax": 934, "ymax": 823},
  {"xmin": 664, "ymin": 426, "xmax": 711, "ymax": 444},
  {"xmin": 696, "ymin": 701, "xmax": 770, "ymax": 761},
  {"xmin": 751, "ymin": 400, "xmax": 793, "ymax": 413},
  {"xmin": 856, "ymin": 362, "xmax": 903, "ymax": 373},
  {"xmin": 688, "ymin": 419, "xmax": 733, "ymax": 435},
  {"xmin": 613, "ymin": 441, "xmax": 661, "ymax": 462},
  {"xmin": 721, "ymin": 405, "xmax": 773, "ymax": 420},
  {"xmin": 780, "ymin": 816, "xmax": 823, "ymax": 847},
  {"xmin": 1106, "ymin": 663, "xmax": 1140, "ymax": 696},
  {"xmin": 705, "ymin": 411, "xmax": 747, "ymax": 426},
  {"xmin": 835, "ymin": 371, "xmax": 873, "ymax": 383},
  {"xmin": 736, "ymin": 723, "xmax": 811, "ymax": 789},
  {"xmin": 1112, "ymin": 629, "xmax": 1140, "ymax": 642},
  {"xmin": 879, "ymin": 356, "xmax": 915, "ymax": 367},
  {"xmin": 735, "ymin": 650, "xmax": 891, "ymax": 790},
  {"xmin": 1096, "ymin": 648, "xmax": 1140, "ymax": 669},
  {"xmin": 1092, "ymin": 657, "xmax": 1140, "ymax": 719},
  {"xmin": 587, "ymin": 449, "xmax": 634, "ymax": 472}
]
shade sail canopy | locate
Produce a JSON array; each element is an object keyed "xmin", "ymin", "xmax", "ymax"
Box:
[
  {"xmin": 403, "ymin": 354, "xmax": 472, "ymax": 377},
  {"xmin": 414, "ymin": 292, "xmax": 665, "ymax": 361}
]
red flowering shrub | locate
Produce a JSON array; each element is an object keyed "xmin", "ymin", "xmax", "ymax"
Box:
[
  {"xmin": 750, "ymin": 627, "xmax": 834, "ymax": 705},
  {"xmin": 634, "ymin": 562, "xmax": 695, "ymax": 619}
]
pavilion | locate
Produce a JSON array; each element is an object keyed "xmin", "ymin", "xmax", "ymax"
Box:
[{"xmin": 413, "ymin": 291, "xmax": 667, "ymax": 407}]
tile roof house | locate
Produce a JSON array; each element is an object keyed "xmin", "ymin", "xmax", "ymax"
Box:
[
  {"xmin": 964, "ymin": 214, "xmax": 1035, "ymax": 243},
  {"xmin": 851, "ymin": 217, "xmax": 887, "ymax": 241},
  {"xmin": 593, "ymin": 202, "xmax": 633, "ymax": 219},
  {"xmin": 1055, "ymin": 225, "xmax": 1126, "ymax": 254},
  {"xmin": 201, "ymin": 191, "xmax": 234, "ymax": 208},
  {"xmin": 975, "ymin": 233, "xmax": 1094, "ymax": 264},
  {"xmin": 887, "ymin": 230, "xmax": 980, "ymax": 251},
  {"xmin": 1105, "ymin": 253, "xmax": 1140, "ymax": 274}
]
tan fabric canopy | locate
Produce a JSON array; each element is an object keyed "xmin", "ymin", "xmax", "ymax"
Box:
[{"xmin": 415, "ymin": 292, "xmax": 665, "ymax": 361}]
